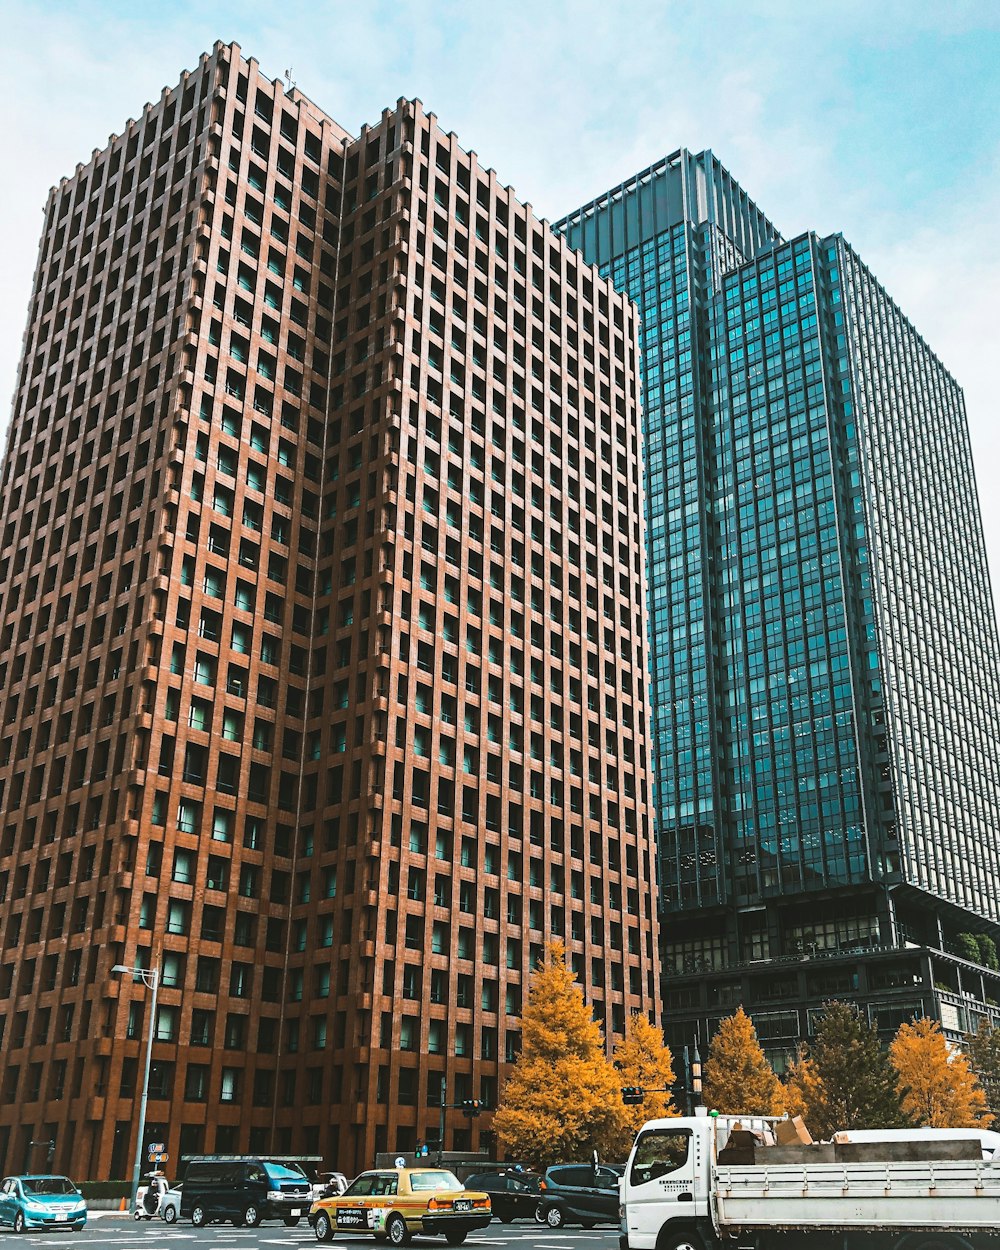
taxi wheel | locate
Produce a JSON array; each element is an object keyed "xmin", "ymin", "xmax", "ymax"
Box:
[
  {"xmin": 314, "ymin": 1211, "xmax": 334, "ymax": 1242},
  {"xmin": 386, "ymin": 1213, "xmax": 410, "ymax": 1245},
  {"xmin": 163, "ymin": 1205, "xmax": 178, "ymax": 1224}
]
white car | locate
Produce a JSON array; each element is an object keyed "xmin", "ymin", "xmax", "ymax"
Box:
[
  {"xmin": 160, "ymin": 1184, "xmax": 182, "ymax": 1224},
  {"xmin": 312, "ymin": 1172, "xmax": 349, "ymax": 1200}
]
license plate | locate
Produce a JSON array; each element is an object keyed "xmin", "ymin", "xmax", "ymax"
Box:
[
  {"xmin": 337, "ymin": 1209, "xmax": 366, "ymax": 1227},
  {"xmin": 56, "ymin": 1214, "xmax": 69, "ymax": 1222},
  {"xmin": 454, "ymin": 1200, "xmax": 471, "ymax": 1212},
  {"xmin": 290, "ymin": 1209, "xmax": 301, "ymax": 1217}
]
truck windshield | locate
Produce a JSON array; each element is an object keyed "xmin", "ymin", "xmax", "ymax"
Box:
[{"xmin": 631, "ymin": 1130, "xmax": 691, "ymax": 1186}]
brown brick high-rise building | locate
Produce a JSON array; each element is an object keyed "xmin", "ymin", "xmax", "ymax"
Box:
[{"xmin": 0, "ymin": 42, "xmax": 658, "ymax": 1179}]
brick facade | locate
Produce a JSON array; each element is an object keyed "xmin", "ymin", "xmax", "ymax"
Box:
[{"xmin": 0, "ymin": 42, "xmax": 658, "ymax": 1178}]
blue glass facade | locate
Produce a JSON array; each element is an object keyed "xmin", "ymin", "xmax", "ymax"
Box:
[{"xmin": 558, "ymin": 151, "xmax": 1000, "ymax": 1058}]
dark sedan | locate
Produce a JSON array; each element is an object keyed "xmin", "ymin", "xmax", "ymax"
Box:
[{"xmin": 463, "ymin": 1172, "xmax": 541, "ymax": 1223}]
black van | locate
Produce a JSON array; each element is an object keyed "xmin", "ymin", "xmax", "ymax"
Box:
[{"xmin": 179, "ymin": 1157, "xmax": 312, "ymax": 1227}]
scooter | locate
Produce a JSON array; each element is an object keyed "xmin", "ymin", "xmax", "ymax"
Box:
[{"xmin": 132, "ymin": 1174, "xmax": 168, "ymax": 1221}]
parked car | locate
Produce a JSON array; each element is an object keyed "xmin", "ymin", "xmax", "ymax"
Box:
[
  {"xmin": 180, "ymin": 1156, "xmax": 312, "ymax": 1227},
  {"xmin": 535, "ymin": 1162, "xmax": 621, "ymax": 1228},
  {"xmin": 311, "ymin": 1171, "xmax": 349, "ymax": 1201},
  {"xmin": 160, "ymin": 1183, "xmax": 182, "ymax": 1224},
  {"xmin": 464, "ymin": 1171, "xmax": 541, "ymax": 1222},
  {"xmin": 0, "ymin": 1175, "xmax": 88, "ymax": 1233},
  {"xmin": 310, "ymin": 1167, "xmax": 491, "ymax": 1245}
]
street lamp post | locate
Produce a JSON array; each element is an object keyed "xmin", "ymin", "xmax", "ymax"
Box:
[
  {"xmin": 682, "ymin": 1043, "xmax": 703, "ymax": 1115},
  {"xmin": 691, "ymin": 1043, "xmax": 703, "ymax": 1111},
  {"xmin": 111, "ymin": 957, "xmax": 160, "ymax": 1213}
]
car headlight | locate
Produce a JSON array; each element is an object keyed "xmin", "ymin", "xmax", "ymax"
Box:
[{"xmin": 266, "ymin": 1190, "xmax": 282, "ymax": 1200}]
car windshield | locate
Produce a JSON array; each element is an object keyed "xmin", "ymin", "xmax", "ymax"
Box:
[
  {"xmin": 263, "ymin": 1163, "xmax": 307, "ymax": 1183},
  {"xmin": 409, "ymin": 1171, "xmax": 462, "ymax": 1192},
  {"xmin": 22, "ymin": 1178, "xmax": 77, "ymax": 1196}
]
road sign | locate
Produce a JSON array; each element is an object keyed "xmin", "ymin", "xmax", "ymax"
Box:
[
  {"xmin": 394, "ymin": 1156, "xmax": 406, "ymax": 1167},
  {"xmin": 147, "ymin": 1142, "xmax": 164, "ymax": 1153}
]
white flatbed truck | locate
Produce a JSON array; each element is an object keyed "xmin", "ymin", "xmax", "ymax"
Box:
[{"xmin": 620, "ymin": 1115, "xmax": 1000, "ymax": 1250}]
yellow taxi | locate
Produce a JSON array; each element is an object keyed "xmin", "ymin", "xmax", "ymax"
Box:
[{"xmin": 309, "ymin": 1166, "xmax": 491, "ymax": 1244}]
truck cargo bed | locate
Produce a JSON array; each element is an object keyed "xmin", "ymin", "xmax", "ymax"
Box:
[{"xmin": 716, "ymin": 1159, "xmax": 1000, "ymax": 1230}]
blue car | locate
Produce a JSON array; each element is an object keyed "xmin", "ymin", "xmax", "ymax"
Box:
[{"xmin": 0, "ymin": 1175, "xmax": 88, "ymax": 1232}]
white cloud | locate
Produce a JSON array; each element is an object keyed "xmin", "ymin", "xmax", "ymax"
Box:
[{"xmin": 2, "ymin": 0, "xmax": 998, "ymax": 592}]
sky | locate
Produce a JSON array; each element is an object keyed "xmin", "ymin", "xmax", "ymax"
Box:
[{"xmin": 1, "ymin": 0, "xmax": 999, "ymax": 578}]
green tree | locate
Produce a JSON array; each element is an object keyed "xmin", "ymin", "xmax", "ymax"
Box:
[
  {"xmin": 701, "ymin": 1007, "xmax": 784, "ymax": 1115},
  {"xmin": 965, "ymin": 1021, "xmax": 1000, "ymax": 1130},
  {"xmin": 890, "ymin": 1017, "xmax": 988, "ymax": 1127},
  {"xmin": 492, "ymin": 942, "xmax": 625, "ymax": 1167},
  {"xmin": 610, "ymin": 1013, "xmax": 677, "ymax": 1156},
  {"xmin": 978, "ymin": 935, "xmax": 999, "ymax": 972},
  {"xmin": 957, "ymin": 933, "xmax": 981, "ymax": 963},
  {"xmin": 790, "ymin": 1000, "xmax": 908, "ymax": 1138}
]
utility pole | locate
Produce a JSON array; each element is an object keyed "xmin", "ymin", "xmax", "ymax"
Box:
[
  {"xmin": 111, "ymin": 955, "xmax": 161, "ymax": 1213},
  {"xmin": 437, "ymin": 1076, "xmax": 447, "ymax": 1167}
]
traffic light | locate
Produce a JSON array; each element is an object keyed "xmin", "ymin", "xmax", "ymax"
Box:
[
  {"xmin": 621, "ymin": 1086, "xmax": 645, "ymax": 1106},
  {"xmin": 461, "ymin": 1099, "xmax": 483, "ymax": 1118}
]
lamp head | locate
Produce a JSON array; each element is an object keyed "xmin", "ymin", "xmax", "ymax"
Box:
[{"xmin": 111, "ymin": 964, "xmax": 131, "ymax": 974}]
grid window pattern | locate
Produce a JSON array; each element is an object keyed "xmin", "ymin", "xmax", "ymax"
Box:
[{"xmin": 0, "ymin": 44, "xmax": 659, "ymax": 1180}]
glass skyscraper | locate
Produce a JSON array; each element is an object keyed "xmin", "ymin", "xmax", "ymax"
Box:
[{"xmin": 557, "ymin": 150, "xmax": 1000, "ymax": 1063}]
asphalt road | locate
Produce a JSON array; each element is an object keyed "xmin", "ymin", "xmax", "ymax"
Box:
[{"xmin": 0, "ymin": 1213, "xmax": 622, "ymax": 1248}]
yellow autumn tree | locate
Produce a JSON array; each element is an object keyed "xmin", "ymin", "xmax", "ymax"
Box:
[
  {"xmin": 701, "ymin": 1006, "xmax": 784, "ymax": 1115},
  {"xmin": 492, "ymin": 941, "xmax": 626, "ymax": 1167},
  {"xmin": 609, "ymin": 1012, "xmax": 677, "ymax": 1156},
  {"xmin": 783, "ymin": 1045, "xmax": 826, "ymax": 1127},
  {"xmin": 889, "ymin": 1017, "xmax": 989, "ymax": 1128}
]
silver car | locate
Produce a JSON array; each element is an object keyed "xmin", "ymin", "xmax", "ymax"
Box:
[{"xmin": 160, "ymin": 1183, "xmax": 182, "ymax": 1224}]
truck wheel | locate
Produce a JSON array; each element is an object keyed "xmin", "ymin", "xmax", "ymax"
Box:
[
  {"xmin": 658, "ymin": 1233, "xmax": 706, "ymax": 1250},
  {"xmin": 243, "ymin": 1204, "xmax": 262, "ymax": 1227},
  {"xmin": 191, "ymin": 1205, "xmax": 208, "ymax": 1227},
  {"xmin": 905, "ymin": 1240, "xmax": 963, "ymax": 1250}
]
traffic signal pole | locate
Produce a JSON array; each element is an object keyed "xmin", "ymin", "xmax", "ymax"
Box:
[
  {"xmin": 435, "ymin": 1077, "xmax": 484, "ymax": 1165},
  {"xmin": 438, "ymin": 1077, "xmax": 447, "ymax": 1167}
]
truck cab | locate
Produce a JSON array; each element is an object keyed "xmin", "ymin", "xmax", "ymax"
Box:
[
  {"xmin": 621, "ymin": 1116, "xmax": 715, "ymax": 1250},
  {"xmin": 621, "ymin": 1114, "xmax": 1000, "ymax": 1250}
]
